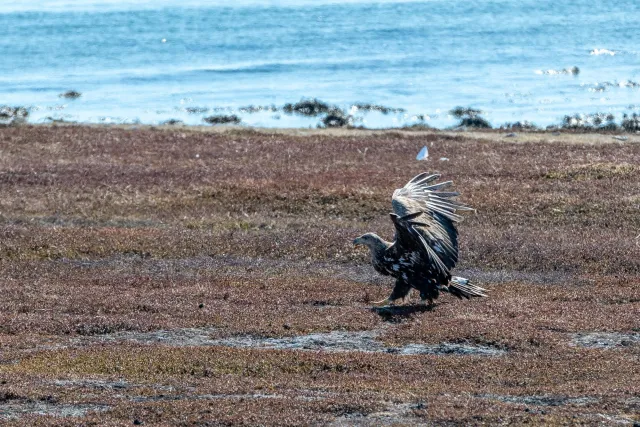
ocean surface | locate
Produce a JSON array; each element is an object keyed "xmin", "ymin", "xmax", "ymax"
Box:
[{"xmin": 2, "ymin": 0, "xmax": 640, "ymax": 128}]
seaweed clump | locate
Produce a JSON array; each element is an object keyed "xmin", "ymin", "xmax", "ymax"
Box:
[
  {"xmin": 0, "ymin": 106, "xmax": 29, "ymax": 126},
  {"xmin": 283, "ymin": 99, "xmax": 333, "ymax": 116},
  {"xmin": 561, "ymin": 113, "xmax": 618, "ymax": 131},
  {"xmin": 59, "ymin": 90, "xmax": 82, "ymax": 99},
  {"xmin": 450, "ymin": 106, "xmax": 491, "ymax": 129},
  {"xmin": 238, "ymin": 105, "xmax": 278, "ymax": 113},
  {"xmin": 45, "ymin": 116, "xmax": 74, "ymax": 124},
  {"xmin": 203, "ymin": 115, "xmax": 241, "ymax": 125},
  {"xmin": 500, "ymin": 121, "xmax": 539, "ymax": 131},
  {"xmin": 281, "ymin": 98, "xmax": 354, "ymax": 127},
  {"xmin": 621, "ymin": 113, "xmax": 640, "ymax": 132},
  {"xmin": 351, "ymin": 103, "xmax": 405, "ymax": 115},
  {"xmin": 161, "ymin": 119, "xmax": 184, "ymax": 126},
  {"xmin": 185, "ymin": 107, "xmax": 209, "ymax": 114},
  {"xmin": 321, "ymin": 110, "xmax": 351, "ymax": 128}
]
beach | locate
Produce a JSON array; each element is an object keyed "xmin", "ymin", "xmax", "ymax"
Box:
[{"xmin": 0, "ymin": 124, "xmax": 638, "ymax": 424}]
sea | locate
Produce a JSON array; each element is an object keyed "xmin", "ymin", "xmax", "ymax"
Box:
[{"xmin": 2, "ymin": 0, "xmax": 640, "ymax": 129}]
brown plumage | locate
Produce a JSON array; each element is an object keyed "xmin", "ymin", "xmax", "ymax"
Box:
[{"xmin": 353, "ymin": 172, "xmax": 486, "ymax": 306}]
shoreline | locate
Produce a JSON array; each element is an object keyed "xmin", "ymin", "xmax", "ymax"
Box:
[
  {"xmin": 5, "ymin": 99, "xmax": 640, "ymax": 135},
  {"xmin": 4, "ymin": 121, "xmax": 640, "ymax": 145}
]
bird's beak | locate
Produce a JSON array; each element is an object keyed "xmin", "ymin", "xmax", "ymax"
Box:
[{"xmin": 353, "ymin": 237, "xmax": 361, "ymax": 246}]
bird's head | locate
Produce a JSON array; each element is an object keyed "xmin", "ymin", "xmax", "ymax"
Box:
[{"xmin": 353, "ymin": 233, "xmax": 384, "ymax": 250}]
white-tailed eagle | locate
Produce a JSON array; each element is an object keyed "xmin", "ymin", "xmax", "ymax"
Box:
[{"xmin": 353, "ymin": 172, "xmax": 486, "ymax": 306}]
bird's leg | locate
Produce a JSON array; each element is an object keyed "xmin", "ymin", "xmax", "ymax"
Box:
[
  {"xmin": 401, "ymin": 289, "xmax": 412, "ymax": 305},
  {"xmin": 419, "ymin": 298, "xmax": 434, "ymax": 307},
  {"xmin": 384, "ymin": 280, "xmax": 411, "ymax": 307}
]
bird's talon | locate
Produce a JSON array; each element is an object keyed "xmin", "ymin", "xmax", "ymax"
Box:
[{"xmin": 372, "ymin": 298, "xmax": 391, "ymax": 307}]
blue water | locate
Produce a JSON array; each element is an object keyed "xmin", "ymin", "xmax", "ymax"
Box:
[{"xmin": 2, "ymin": 0, "xmax": 640, "ymax": 128}]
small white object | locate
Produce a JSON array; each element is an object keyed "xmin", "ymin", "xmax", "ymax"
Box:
[
  {"xmin": 161, "ymin": 38, "xmax": 167, "ymax": 43},
  {"xmin": 416, "ymin": 146, "xmax": 429, "ymax": 160},
  {"xmin": 590, "ymin": 48, "xmax": 616, "ymax": 56},
  {"xmin": 195, "ymin": 154, "xmax": 200, "ymax": 158},
  {"xmin": 439, "ymin": 157, "xmax": 449, "ymax": 161},
  {"xmin": 612, "ymin": 136, "xmax": 628, "ymax": 141}
]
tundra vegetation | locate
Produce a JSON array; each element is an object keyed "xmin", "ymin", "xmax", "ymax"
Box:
[{"xmin": 0, "ymin": 125, "xmax": 638, "ymax": 425}]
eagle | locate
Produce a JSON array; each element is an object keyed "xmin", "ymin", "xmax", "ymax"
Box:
[{"xmin": 353, "ymin": 172, "xmax": 486, "ymax": 306}]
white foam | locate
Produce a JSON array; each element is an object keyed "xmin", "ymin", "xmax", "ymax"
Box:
[{"xmin": 590, "ymin": 48, "xmax": 617, "ymax": 56}]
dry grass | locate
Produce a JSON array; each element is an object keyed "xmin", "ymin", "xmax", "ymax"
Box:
[{"xmin": 0, "ymin": 125, "xmax": 639, "ymax": 425}]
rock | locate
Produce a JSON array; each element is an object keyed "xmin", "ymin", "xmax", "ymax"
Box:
[
  {"xmin": 450, "ymin": 106, "xmax": 483, "ymax": 118},
  {"xmin": 500, "ymin": 121, "xmax": 538, "ymax": 131},
  {"xmin": 0, "ymin": 105, "xmax": 29, "ymax": 126},
  {"xmin": 203, "ymin": 114, "xmax": 241, "ymax": 125},
  {"xmin": 459, "ymin": 116, "xmax": 492, "ymax": 128},
  {"xmin": 283, "ymin": 99, "xmax": 333, "ymax": 116},
  {"xmin": 59, "ymin": 90, "xmax": 81, "ymax": 99},
  {"xmin": 449, "ymin": 106, "xmax": 491, "ymax": 128},
  {"xmin": 321, "ymin": 110, "xmax": 350, "ymax": 128}
]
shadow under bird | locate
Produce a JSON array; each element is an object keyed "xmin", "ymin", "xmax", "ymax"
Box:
[{"xmin": 354, "ymin": 172, "xmax": 487, "ymax": 306}]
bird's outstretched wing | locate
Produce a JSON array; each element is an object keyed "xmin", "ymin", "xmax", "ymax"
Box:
[{"xmin": 389, "ymin": 173, "xmax": 474, "ymax": 277}]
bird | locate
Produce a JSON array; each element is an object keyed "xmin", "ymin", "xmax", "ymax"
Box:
[{"xmin": 353, "ymin": 172, "xmax": 486, "ymax": 306}]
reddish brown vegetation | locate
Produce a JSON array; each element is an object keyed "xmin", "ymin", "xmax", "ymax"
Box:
[{"xmin": 0, "ymin": 125, "xmax": 638, "ymax": 425}]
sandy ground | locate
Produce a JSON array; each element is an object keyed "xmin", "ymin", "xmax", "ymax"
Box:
[{"xmin": 0, "ymin": 124, "xmax": 639, "ymax": 425}]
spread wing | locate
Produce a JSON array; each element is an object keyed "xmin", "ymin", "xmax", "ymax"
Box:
[{"xmin": 389, "ymin": 173, "xmax": 474, "ymax": 278}]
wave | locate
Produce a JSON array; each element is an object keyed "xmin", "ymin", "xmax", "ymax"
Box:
[
  {"xmin": 535, "ymin": 66, "xmax": 580, "ymax": 76},
  {"xmin": 585, "ymin": 80, "xmax": 640, "ymax": 92},
  {"xmin": 590, "ymin": 48, "xmax": 617, "ymax": 56},
  {"xmin": 117, "ymin": 55, "xmax": 416, "ymax": 83},
  {"xmin": 1, "ymin": 0, "xmax": 433, "ymax": 14}
]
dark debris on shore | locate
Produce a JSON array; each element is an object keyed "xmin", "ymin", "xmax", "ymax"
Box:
[
  {"xmin": 351, "ymin": 103, "xmax": 405, "ymax": 115},
  {"xmin": 203, "ymin": 114, "xmax": 241, "ymax": 125},
  {"xmin": 450, "ymin": 106, "xmax": 492, "ymax": 129},
  {"xmin": 6, "ymin": 94, "xmax": 640, "ymax": 132},
  {"xmin": 0, "ymin": 105, "xmax": 29, "ymax": 126},
  {"xmin": 282, "ymin": 99, "xmax": 357, "ymax": 128},
  {"xmin": 500, "ymin": 121, "xmax": 539, "ymax": 131},
  {"xmin": 282, "ymin": 98, "xmax": 333, "ymax": 116}
]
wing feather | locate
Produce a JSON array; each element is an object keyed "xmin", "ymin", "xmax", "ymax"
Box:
[{"xmin": 390, "ymin": 173, "xmax": 473, "ymax": 277}]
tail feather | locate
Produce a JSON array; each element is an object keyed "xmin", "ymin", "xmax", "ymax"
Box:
[{"xmin": 447, "ymin": 276, "xmax": 487, "ymax": 299}]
